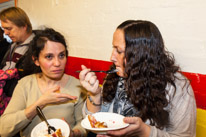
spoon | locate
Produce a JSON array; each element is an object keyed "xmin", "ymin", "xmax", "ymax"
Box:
[
  {"xmin": 36, "ymin": 106, "xmax": 56, "ymax": 134},
  {"xmin": 76, "ymin": 69, "xmax": 118, "ymax": 74}
]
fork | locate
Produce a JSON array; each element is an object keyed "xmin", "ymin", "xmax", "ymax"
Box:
[
  {"xmin": 76, "ymin": 69, "xmax": 118, "ymax": 74},
  {"xmin": 36, "ymin": 106, "xmax": 56, "ymax": 134}
]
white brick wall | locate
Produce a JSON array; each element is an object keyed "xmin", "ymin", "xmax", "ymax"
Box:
[{"xmin": 18, "ymin": 0, "xmax": 206, "ymax": 73}]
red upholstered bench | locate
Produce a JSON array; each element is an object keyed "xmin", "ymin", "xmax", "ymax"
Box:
[
  {"xmin": 65, "ymin": 56, "xmax": 112, "ymax": 84},
  {"xmin": 65, "ymin": 56, "xmax": 206, "ymax": 137}
]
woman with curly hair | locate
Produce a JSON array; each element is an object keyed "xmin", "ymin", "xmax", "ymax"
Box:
[{"xmin": 79, "ymin": 20, "xmax": 196, "ymax": 137}]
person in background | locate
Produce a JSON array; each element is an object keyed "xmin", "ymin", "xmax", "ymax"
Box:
[
  {"xmin": 0, "ymin": 27, "xmax": 10, "ymax": 63},
  {"xmin": 0, "ymin": 28, "xmax": 87, "ymax": 137},
  {"xmin": 79, "ymin": 20, "xmax": 196, "ymax": 137},
  {"xmin": 0, "ymin": 6, "xmax": 34, "ymax": 71},
  {"xmin": 0, "ymin": 6, "xmax": 35, "ymax": 98}
]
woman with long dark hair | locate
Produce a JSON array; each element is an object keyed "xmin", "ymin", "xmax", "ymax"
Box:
[{"xmin": 79, "ymin": 20, "xmax": 196, "ymax": 137}]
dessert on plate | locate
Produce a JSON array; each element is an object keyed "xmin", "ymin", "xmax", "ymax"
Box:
[
  {"xmin": 88, "ymin": 114, "xmax": 108, "ymax": 128},
  {"xmin": 41, "ymin": 128, "xmax": 64, "ymax": 137}
]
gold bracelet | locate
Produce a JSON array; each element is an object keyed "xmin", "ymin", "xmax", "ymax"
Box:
[{"xmin": 87, "ymin": 95, "xmax": 102, "ymax": 106}]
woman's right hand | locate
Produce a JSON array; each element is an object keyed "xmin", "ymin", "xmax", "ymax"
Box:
[
  {"xmin": 79, "ymin": 65, "xmax": 102, "ymax": 96},
  {"xmin": 38, "ymin": 86, "xmax": 77, "ymax": 107},
  {"xmin": 25, "ymin": 86, "xmax": 77, "ymax": 120}
]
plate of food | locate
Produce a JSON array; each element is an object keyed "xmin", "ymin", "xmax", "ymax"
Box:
[
  {"xmin": 81, "ymin": 112, "xmax": 129, "ymax": 134},
  {"xmin": 31, "ymin": 118, "xmax": 70, "ymax": 137}
]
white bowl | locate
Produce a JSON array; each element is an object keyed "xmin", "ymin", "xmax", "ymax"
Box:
[
  {"xmin": 31, "ymin": 118, "xmax": 70, "ymax": 137},
  {"xmin": 81, "ymin": 112, "xmax": 129, "ymax": 134}
]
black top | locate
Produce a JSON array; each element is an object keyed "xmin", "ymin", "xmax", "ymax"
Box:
[{"xmin": 0, "ymin": 39, "xmax": 10, "ymax": 64}]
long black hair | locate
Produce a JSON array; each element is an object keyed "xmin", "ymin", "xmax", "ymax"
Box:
[{"xmin": 103, "ymin": 20, "xmax": 183, "ymax": 129}]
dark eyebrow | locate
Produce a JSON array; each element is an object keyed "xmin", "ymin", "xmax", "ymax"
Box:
[
  {"xmin": 3, "ymin": 27, "xmax": 11, "ymax": 30},
  {"xmin": 112, "ymin": 45, "xmax": 118, "ymax": 48}
]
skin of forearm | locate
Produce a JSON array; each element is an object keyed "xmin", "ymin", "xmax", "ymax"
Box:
[
  {"xmin": 86, "ymin": 97, "xmax": 101, "ymax": 113},
  {"xmin": 139, "ymin": 123, "xmax": 151, "ymax": 137},
  {"xmin": 86, "ymin": 86, "xmax": 102, "ymax": 113}
]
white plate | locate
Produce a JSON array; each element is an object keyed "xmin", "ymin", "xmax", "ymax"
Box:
[
  {"xmin": 81, "ymin": 112, "xmax": 129, "ymax": 134},
  {"xmin": 31, "ymin": 118, "xmax": 70, "ymax": 137}
]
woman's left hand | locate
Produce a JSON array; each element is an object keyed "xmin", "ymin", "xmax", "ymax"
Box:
[{"xmin": 97, "ymin": 117, "xmax": 151, "ymax": 137}]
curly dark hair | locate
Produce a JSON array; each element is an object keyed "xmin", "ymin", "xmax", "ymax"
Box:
[
  {"xmin": 102, "ymin": 20, "xmax": 185, "ymax": 129},
  {"xmin": 21, "ymin": 28, "xmax": 68, "ymax": 77}
]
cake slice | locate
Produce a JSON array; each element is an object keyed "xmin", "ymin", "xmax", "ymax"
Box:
[
  {"xmin": 46, "ymin": 129, "xmax": 63, "ymax": 137},
  {"xmin": 88, "ymin": 115, "xmax": 107, "ymax": 128}
]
